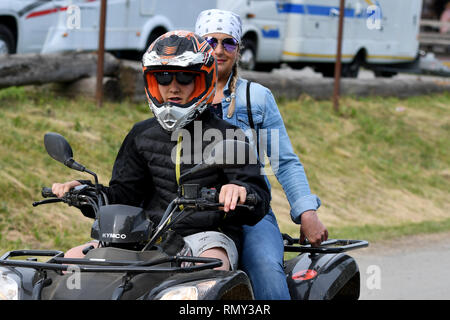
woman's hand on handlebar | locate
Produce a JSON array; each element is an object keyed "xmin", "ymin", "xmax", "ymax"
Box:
[
  {"xmin": 218, "ymin": 184, "xmax": 247, "ymax": 212},
  {"xmin": 52, "ymin": 180, "xmax": 81, "ymax": 198}
]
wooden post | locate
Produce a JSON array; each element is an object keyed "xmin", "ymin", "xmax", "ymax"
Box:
[
  {"xmin": 333, "ymin": 0, "xmax": 345, "ymax": 113},
  {"xmin": 96, "ymin": 0, "xmax": 107, "ymax": 107}
]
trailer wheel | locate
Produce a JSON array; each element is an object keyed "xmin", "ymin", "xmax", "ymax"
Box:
[
  {"xmin": 0, "ymin": 25, "xmax": 15, "ymax": 55},
  {"xmin": 341, "ymin": 57, "xmax": 361, "ymax": 78},
  {"xmin": 317, "ymin": 62, "xmax": 360, "ymax": 78},
  {"xmin": 240, "ymin": 38, "xmax": 256, "ymax": 70},
  {"xmin": 374, "ymin": 70, "xmax": 397, "ymax": 78},
  {"xmin": 317, "ymin": 64, "xmax": 335, "ymax": 78}
]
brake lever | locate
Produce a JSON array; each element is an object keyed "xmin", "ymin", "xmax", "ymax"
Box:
[
  {"xmin": 32, "ymin": 198, "xmax": 64, "ymax": 207},
  {"xmin": 197, "ymin": 201, "xmax": 254, "ymax": 211},
  {"xmin": 233, "ymin": 203, "xmax": 254, "ymax": 211}
]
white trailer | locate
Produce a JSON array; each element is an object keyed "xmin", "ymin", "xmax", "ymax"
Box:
[
  {"xmin": 0, "ymin": 0, "xmax": 214, "ymax": 58},
  {"xmin": 0, "ymin": 0, "xmax": 62, "ymax": 54},
  {"xmin": 233, "ymin": 0, "xmax": 423, "ymax": 77},
  {"xmin": 0, "ymin": 0, "xmax": 424, "ymax": 77}
]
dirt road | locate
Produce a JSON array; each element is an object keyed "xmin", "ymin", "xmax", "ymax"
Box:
[{"xmin": 349, "ymin": 232, "xmax": 450, "ymax": 300}]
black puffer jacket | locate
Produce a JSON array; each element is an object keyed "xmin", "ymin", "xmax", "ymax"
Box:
[{"xmin": 97, "ymin": 109, "xmax": 270, "ymax": 248}]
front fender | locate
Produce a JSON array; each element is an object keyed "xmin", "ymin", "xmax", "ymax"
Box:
[{"xmin": 145, "ymin": 269, "xmax": 253, "ymax": 300}]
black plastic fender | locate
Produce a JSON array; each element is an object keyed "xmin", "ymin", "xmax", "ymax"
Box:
[
  {"xmin": 144, "ymin": 269, "xmax": 254, "ymax": 300},
  {"xmin": 40, "ymin": 247, "xmax": 174, "ymax": 300},
  {"xmin": 285, "ymin": 252, "xmax": 360, "ymax": 300}
]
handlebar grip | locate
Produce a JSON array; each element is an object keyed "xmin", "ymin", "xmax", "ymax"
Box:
[
  {"xmin": 42, "ymin": 187, "xmax": 57, "ymax": 198},
  {"xmin": 211, "ymin": 189, "xmax": 257, "ymax": 205},
  {"xmin": 245, "ymin": 194, "xmax": 257, "ymax": 206}
]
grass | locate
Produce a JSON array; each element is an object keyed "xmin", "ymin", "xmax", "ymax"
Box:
[
  {"xmin": 270, "ymin": 93, "xmax": 450, "ymax": 240},
  {"xmin": 0, "ymin": 86, "xmax": 449, "ymax": 252},
  {"xmin": 0, "ymin": 86, "xmax": 149, "ymax": 251}
]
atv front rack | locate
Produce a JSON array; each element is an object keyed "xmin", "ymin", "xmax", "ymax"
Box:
[
  {"xmin": 0, "ymin": 249, "xmax": 223, "ymax": 300},
  {"xmin": 0, "ymin": 249, "xmax": 222, "ymax": 273},
  {"xmin": 282, "ymin": 235, "xmax": 369, "ymax": 254}
]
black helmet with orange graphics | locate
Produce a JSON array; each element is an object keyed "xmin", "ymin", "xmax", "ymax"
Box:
[{"xmin": 142, "ymin": 30, "xmax": 217, "ymax": 132}]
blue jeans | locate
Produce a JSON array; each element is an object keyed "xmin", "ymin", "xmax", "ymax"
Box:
[{"xmin": 240, "ymin": 209, "xmax": 291, "ymax": 300}]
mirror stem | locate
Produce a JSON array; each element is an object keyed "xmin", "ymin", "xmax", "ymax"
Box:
[
  {"xmin": 85, "ymin": 169, "xmax": 100, "ymax": 198},
  {"xmin": 64, "ymin": 158, "xmax": 99, "ymax": 195},
  {"xmin": 64, "ymin": 158, "xmax": 86, "ymax": 172}
]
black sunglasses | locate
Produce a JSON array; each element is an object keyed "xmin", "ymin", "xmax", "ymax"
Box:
[
  {"xmin": 153, "ymin": 71, "xmax": 198, "ymax": 86},
  {"xmin": 205, "ymin": 37, "xmax": 238, "ymax": 53}
]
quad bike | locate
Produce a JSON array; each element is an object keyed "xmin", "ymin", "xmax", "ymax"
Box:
[{"xmin": 0, "ymin": 133, "xmax": 368, "ymax": 300}]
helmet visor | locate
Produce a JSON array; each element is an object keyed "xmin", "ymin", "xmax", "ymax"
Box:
[
  {"xmin": 154, "ymin": 71, "xmax": 198, "ymax": 86},
  {"xmin": 144, "ymin": 69, "xmax": 208, "ymax": 107}
]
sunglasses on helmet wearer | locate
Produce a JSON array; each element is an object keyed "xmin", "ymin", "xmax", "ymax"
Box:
[
  {"xmin": 204, "ymin": 36, "xmax": 238, "ymax": 53},
  {"xmin": 153, "ymin": 71, "xmax": 198, "ymax": 86}
]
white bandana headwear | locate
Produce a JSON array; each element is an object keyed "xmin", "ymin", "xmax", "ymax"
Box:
[{"xmin": 195, "ymin": 9, "xmax": 242, "ymax": 43}]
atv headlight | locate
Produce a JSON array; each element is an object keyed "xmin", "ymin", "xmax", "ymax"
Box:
[
  {"xmin": 159, "ymin": 286, "xmax": 198, "ymax": 300},
  {"xmin": 157, "ymin": 280, "xmax": 217, "ymax": 300},
  {"xmin": 0, "ymin": 272, "xmax": 19, "ymax": 300}
]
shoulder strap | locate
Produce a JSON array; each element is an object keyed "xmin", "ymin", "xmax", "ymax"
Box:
[
  {"xmin": 246, "ymin": 80, "xmax": 260, "ymax": 158},
  {"xmin": 246, "ymin": 80, "xmax": 255, "ymax": 130}
]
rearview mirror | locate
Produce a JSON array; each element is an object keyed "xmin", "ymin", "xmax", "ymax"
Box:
[
  {"xmin": 43, "ymin": 132, "xmax": 100, "ymax": 196},
  {"xmin": 44, "ymin": 132, "xmax": 74, "ymax": 165},
  {"xmin": 44, "ymin": 132, "xmax": 87, "ymax": 172},
  {"xmin": 179, "ymin": 139, "xmax": 257, "ymax": 183},
  {"xmin": 204, "ymin": 139, "xmax": 256, "ymax": 166}
]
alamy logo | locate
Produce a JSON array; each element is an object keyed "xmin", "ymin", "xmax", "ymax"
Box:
[
  {"xmin": 170, "ymin": 121, "xmax": 280, "ymax": 176},
  {"xmin": 366, "ymin": 265, "xmax": 381, "ymax": 290},
  {"xmin": 366, "ymin": 2, "xmax": 382, "ymax": 30},
  {"xmin": 66, "ymin": 5, "xmax": 81, "ymax": 30},
  {"xmin": 66, "ymin": 265, "xmax": 81, "ymax": 290}
]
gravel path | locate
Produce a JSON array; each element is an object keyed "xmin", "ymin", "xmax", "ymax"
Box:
[{"xmin": 349, "ymin": 232, "xmax": 450, "ymax": 300}]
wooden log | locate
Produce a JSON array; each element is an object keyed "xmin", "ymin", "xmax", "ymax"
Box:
[
  {"xmin": 116, "ymin": 59, "xmax": 146, "ymax": 102},
  {"xmin": 51, "ymin": 76, "xmax": 122, "ymax": 101},
  {"xmin": 0, "ymin": 52, "xmax": 120, "ymax": 89},
  {"xmin": 240, "ymin": 70, "xmax": 450, "ymax": 100}
]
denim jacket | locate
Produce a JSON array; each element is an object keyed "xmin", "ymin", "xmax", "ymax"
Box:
[{"xmin": 218, "ymin": 76, "xmax": 321, "ymax": 224}]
